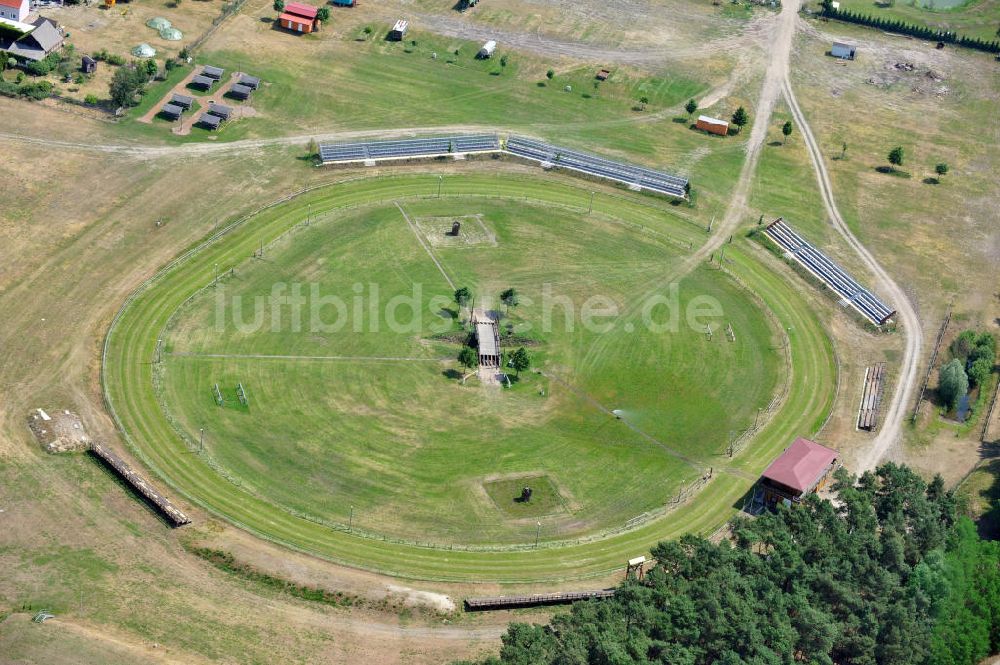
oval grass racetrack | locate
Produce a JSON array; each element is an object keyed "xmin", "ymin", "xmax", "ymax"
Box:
[
  {"xmin": 103, "ymin": 173, "xmax": 836, "ymax": 583},
  {"xmin": 157, "ymin": 197, "xmax": 780, "ymax": 546}
]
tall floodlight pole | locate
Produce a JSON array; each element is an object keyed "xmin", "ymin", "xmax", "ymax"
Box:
[
  {"xmin": 199, "ymin": 428, "xmax": 204, "ymax": 452},
  {"xmin": 349, "ymin": 505, "xmax": 354, "ymax": 532},
  {"xmin": 588, "ymin": 191, "xmax": 594, "ymax": 214},
  {"xmin": 534, "ymin": 521, "xmax": 541, "ymax": 548},
  {"xmin": 156, "ymin": 338, "xmax": 162, "ymax": 363},
  {"xmin": 438, "ymin": 175, "xmax": 443, "ymax": 198},
  {"xmin": 214, "ymin": 263, "xmax": 219, "ymax": 285}
]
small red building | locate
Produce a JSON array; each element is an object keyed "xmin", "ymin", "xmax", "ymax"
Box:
[
  {"xmin": 696, "ymin": 115, "xmax": 729, "ymax": 136},
  {"xmin": 759, "ymin": 437, "xmax": 838, "ymax": 508},
  {"xmin": 279, "ymin": 1, "xmax": 318, "ymax": 33}
]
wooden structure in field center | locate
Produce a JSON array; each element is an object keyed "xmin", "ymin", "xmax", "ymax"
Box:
[
  {"xmin": 465, "ymin": 589, "xmax": 616, "ymax": 611},
  {"xmin": 472, "ymin": 309, "xmax": 500, "ymax": 367},
  {"xmin": 696, "ymin": 115, "xmax": 729, "ymax": 136},
  {"xmin": 89, "ymin": 443, "xmax": 191, "ymax": 526},
  {"xmin": 279, "ymin": 2, "xmax": 318, "ymax": 33},
  {"xmin": 858, "ymin": 362, "xmax": 887, "ymax": 431},
  {"xmin": 758, "ymin": 437, "xmax": 838, "ymax": 508}
]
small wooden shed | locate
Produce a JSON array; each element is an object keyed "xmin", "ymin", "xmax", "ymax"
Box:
[
  {"xmin": 388, "ymin": 19, "xmax": 408, "ymax": 41},
  {"xmin": 695, "ymin": 115, "xmax": 729, "ymax": 136}
]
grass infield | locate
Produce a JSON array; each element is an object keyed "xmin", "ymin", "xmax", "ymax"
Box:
[{"xmin": 103, "ymin": 173, "xmax": 835, "ymax": 582}]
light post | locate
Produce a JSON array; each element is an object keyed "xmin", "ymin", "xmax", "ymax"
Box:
[
  {"xmin": 588, "ymin": 191, "xmax": 594, "ymax": 214},
  {"xmin": 199, "ymin": 428, "xmax": 204, "ymax": 452},
  {"xmin": 534, "ymin": 521, "xmax": 541, "ymax": 548},
  {"xmin": 437, "ymin": 175, "xmax": 443, "ymax": 198},
  {"xmin": 349, "ymin": 505, "xmax": 354, "ymax": 532}
]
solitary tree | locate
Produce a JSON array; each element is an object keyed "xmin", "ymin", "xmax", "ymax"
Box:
[
  {"xmin": 887, "ymin": 146, "xmax": 905, "ymax": 171},
  {"xmin": 454, "ymin": 286, "xmax": 472, "ymax": 312},
  {"xmin": 509, "ymin": 347, "xmax": 531, "ymax": 376},
  {"xmin": 457, "ymin": 346, "xmax": 478, "ymax": 383},
  {"xmin": 935, "ymin": 162, "xmax": 949, "ymax": 179},
  {"xmin": 273, "ymin": 0, "xmax": 284, "ymax": 11},
  {"xmin": 685, "ymin": 98, "xmax": 698, "ymax": 116},
  {"xmin": 500, "ymin": 55, "xmax": 509, "ymax": 68},
  {"xmin": 108, "ymin": 64, "xmax": 147, "ymax": 108},
  {"xmin": 500, "ymin": 288, "xmax": 519, "ymax": 313},
  {"xmin": 938, "ymin": 358, "xmax": 969, "ymax": 411},
  {"xmin": 546, "ymin": 68, "xmax": 554, "ymax": 80},
  {"xmin": 731, "ymin": 106, "xmax": 749, "ymax": 132},
  {"xmin": 144, "ymin": 58, "xmax": 158, "ymax": 79},
  {"xmin": 638, "ymin": 95, "xmax": 649, "ymax": 111},
  {"xmin": 782, "ymin": 120, "xmax": 793, "ymax": 144},
  {"xmin": 841, "ymin": 141, "xmax": 848, "ymax": 159},
  {"xmin": 316, "ymin": 5, "xmax": 330, "ymax": 22}
]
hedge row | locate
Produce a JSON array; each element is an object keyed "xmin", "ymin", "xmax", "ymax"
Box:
[
  {"xmin": 0, "ymin": 79, "xmax": 53, "ymax": 100},
  {"xmin": 822, "ymin": 6, "xmax": 1000, "ymax": 54}
]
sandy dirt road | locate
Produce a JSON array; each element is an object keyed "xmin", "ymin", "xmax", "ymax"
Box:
[{"xmin": 780, "ymin": 77, "xmax": 922, "ymax": 472}]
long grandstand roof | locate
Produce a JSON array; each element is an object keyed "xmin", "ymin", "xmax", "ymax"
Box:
[
  {"xmin": 317, "ymin": 134, "xmax": 689, "ymax": 199},
  {"xmin": 319, "ymin": 134, "xmax": 500, "ymax": 163},
  {"xmin": 505, "ymin": 135, "xmax": 688, "ymax": 198},
  {"xmin": 763, "ymin": 218, "xmax": 895, "ymax": 326}
]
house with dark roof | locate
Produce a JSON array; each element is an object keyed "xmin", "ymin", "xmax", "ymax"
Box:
[
  {"xmin": 759, "ymin": 437, "xmax": 839, "ymax": 508},
  {"xmin": 0, "ymin": 17, "xmax": 63, "ymax": 62}
]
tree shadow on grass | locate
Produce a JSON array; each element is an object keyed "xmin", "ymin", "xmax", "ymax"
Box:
[
  {"xmin": 923, "ymin": 177, "xmax": 940, "ymax": 185},
  {"xmin": 672, "ymin": 116, "xmax": 689, "ymax": 124},
  {"xmin": 875, "ymin": 166, "xmax": 911, "ymax": 178},
  {"xmin": 970, "ymin": 452, "xmax": 1000, "ymax": 540},
  {"xmin": 442, "ymin": 369, "xmax": 463, "ymax": 380}
]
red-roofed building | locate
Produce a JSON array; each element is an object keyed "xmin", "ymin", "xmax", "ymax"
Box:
[
  {"xmin": 759, "ymin": 437, "xmax": 839, "ymax": 507},
  {"xmin": 279, "ymin": 1, "xmax": 318, "ymax": 33}
]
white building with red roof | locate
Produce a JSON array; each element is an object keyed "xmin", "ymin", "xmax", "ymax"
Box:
[
  {"xmin": 759, "ymin": 437, "xmax": 839, "ymax": 507},
  {"xmin": 0, "ymin": 0, "xmax": 29, "ymax": 23}
]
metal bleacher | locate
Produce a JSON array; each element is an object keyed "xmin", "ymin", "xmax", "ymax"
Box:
[
  {"xmin": 505, "ymin": 135, "xmax": 688, "ymax": 198},
  {"xmin": 317, "ymin": 133, "xmax": 689, "ymax": 199},
  {"xmin": 318, "ymin": 134, "xmax": 500, "ymax": 164},
  {"xmin": 763, "ymin": 218, "xmax": 895, "ymax": 326}
]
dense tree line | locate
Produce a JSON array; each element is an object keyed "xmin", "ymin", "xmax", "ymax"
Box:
[
  {"xmin": 459, "ymin": 464, "xmax": 1000, "ymax": 665},
  {"xmin": 820, "ymin": 1, "xmax": 1000, "ymax": 54}
]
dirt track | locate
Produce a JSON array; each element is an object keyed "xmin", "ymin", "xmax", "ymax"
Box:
[{"xmin": 781, "ymin": 77, "xmax": 922, "ymax": 473}]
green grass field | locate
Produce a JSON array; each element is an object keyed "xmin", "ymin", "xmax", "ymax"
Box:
[
  {"xmin": 157, "ymin": 198, "xmax": 780, "ymax": 545},
  {"xmin": 103, "ymin": 172, "xmax": 836, "ymax": 581}
]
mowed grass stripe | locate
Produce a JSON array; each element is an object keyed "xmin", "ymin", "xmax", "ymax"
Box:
[{"xmin": 104, "ymin": 174, "xmax": 835, "ymax": 582}]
